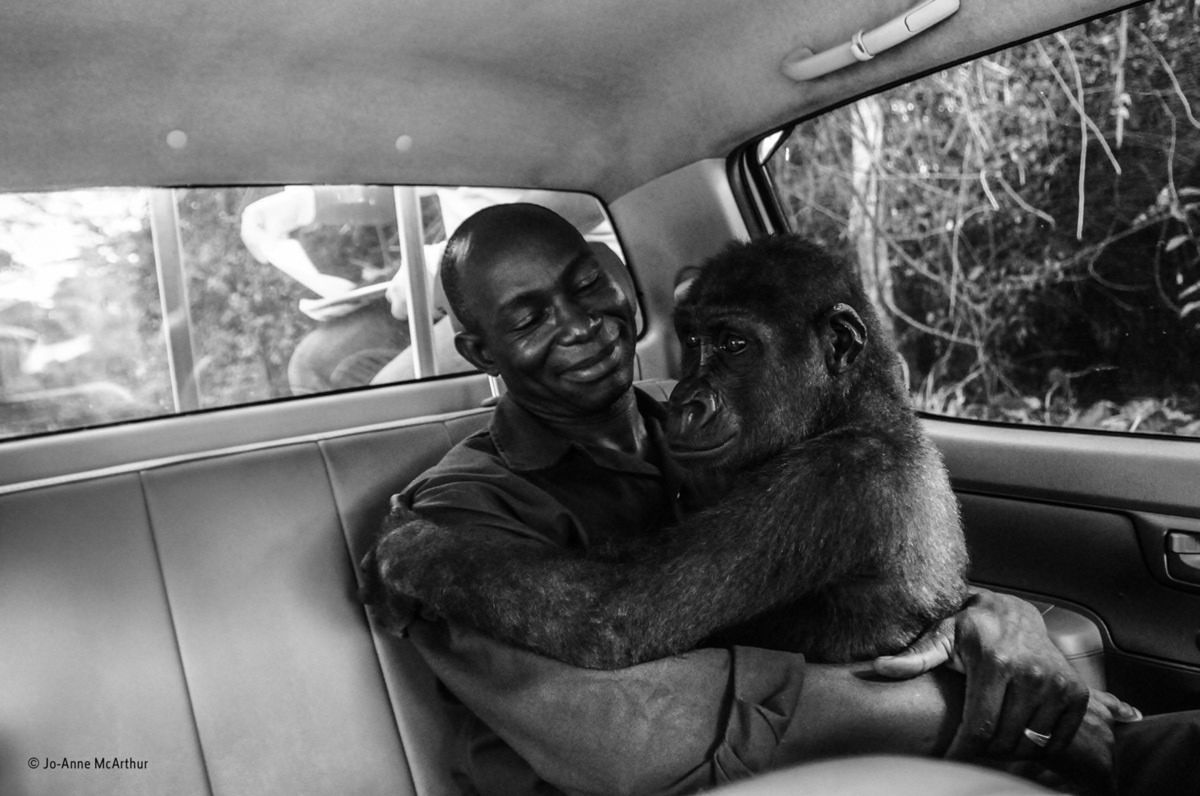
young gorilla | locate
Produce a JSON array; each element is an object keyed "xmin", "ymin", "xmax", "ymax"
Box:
[{"xmin": 376, "ymin": 234, "xmax": 968, "ymax": 667}]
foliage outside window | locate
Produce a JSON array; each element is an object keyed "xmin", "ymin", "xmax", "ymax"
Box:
[{"xmin": 766, "ymin": 0, "xmax": 1200, "ymax": 437}]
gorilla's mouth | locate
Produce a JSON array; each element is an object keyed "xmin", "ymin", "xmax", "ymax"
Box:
[{"xmin": 666, "ymin": 433, "xmax": 738, "ymax": 462}]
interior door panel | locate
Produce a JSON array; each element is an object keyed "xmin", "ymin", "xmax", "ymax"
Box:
[{"xmin": 927, "ymin": 419, "xmax": 1200, "ymax": 715}]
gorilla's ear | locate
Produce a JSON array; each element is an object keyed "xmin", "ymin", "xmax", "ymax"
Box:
[
  {"xmin": 820, "ymin": 303, "xmax": 867, "ymax": 375},
  {"xmin": 673, "ymin": 266, "xmax": 701, "ymax": 304}
]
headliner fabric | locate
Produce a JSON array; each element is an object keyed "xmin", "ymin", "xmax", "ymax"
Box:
[{"xmin": 0, "ymin": 0, "xmax": 1130, "ymax": 198}]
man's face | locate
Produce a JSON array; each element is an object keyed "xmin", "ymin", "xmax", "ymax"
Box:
[{"xmin": 462, "ymin": 232, "xmax": 638, "ymax": 419}]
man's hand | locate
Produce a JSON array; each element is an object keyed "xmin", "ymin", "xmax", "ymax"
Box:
[{"xmin": 872, "ymin": 589, "xmax": 1138, "ymax": 762}]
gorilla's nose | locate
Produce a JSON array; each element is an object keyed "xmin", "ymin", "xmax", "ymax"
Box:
[{"xmin": 666, "ymin": 390, "xmax": 719, "ymax": 442}]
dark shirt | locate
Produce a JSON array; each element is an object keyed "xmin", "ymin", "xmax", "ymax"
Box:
[{"xmin": 402, "ymin": 388, "xmax": 691, "ymax": 550}]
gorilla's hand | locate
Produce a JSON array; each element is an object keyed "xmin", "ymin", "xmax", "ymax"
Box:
[
  {"xmin": 1042, "ymin": 689, "xmax": 1144, "ymax": 796},
  {"xmin": 358, "ymin": 498, "xmax": 441, "ymax": 635}
]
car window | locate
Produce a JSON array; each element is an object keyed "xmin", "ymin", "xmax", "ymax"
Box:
[
  {"xmin": 761, "ymin": 0, "xmax": 1199, "ymax": 437},
  {"xmin": 0, "ymin": 185, "xmax": 624, "ymax": 440}
]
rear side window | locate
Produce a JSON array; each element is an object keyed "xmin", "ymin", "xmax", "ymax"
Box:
[
  {"xmin": 761, "ymin": 0, "xmax": 1200, "ymax": 437},
  {"xmin": 0, "ymin": 186, "xmax": 623, "ymax": 440}
]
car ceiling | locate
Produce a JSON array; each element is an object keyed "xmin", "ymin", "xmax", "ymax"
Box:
[{"xmin": 1, "ymin": 0, "xmax": 1134, "ymax": 201}]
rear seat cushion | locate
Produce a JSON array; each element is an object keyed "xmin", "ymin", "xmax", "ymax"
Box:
[
  {"xmin": 141, "ymin": 443, "xmax": 417, "ymax": 795},
  {"xmin": 321, "ymin": 413, "xmax": 489, "ymax": 796},
  {"xmin": 0, "ymin": 410, "xmax": 488, "ymax": 796},
  {"xmin": 0, "ymin": 476, "xmax": 209, "ymax": 796}
]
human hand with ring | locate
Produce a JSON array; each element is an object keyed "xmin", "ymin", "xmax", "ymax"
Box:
[{"xmin": 872, "ymin": 588, "xmax": 1140, "ymax": 765}]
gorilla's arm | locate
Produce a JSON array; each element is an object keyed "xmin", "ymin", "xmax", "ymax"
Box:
[{"xmin": 370, "ymin": 429, "xmax": 939, "ymax": 669}]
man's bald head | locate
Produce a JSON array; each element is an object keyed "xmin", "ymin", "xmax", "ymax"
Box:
[{"xmin": 440, "ymin": 203, "xmax": 586, "ymax": 334}]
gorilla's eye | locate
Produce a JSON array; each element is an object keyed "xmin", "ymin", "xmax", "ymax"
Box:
[
  {"xmin": 719, "ymin": 333, "xmax": 748, "ymax": 354},
  {"xmin": 684, "ymin": 334, "xmax": 701, "ymax": 349}
]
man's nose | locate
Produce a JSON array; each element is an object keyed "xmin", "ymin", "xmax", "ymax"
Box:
[{"xmin": 555, "ymin": 300, "xmax": 601, "ymax": 343}]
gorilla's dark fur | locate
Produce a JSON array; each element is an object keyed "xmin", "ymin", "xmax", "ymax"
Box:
[{"xmin": 374, "ymin": 234, "xmax": 967, "ymax": 667}]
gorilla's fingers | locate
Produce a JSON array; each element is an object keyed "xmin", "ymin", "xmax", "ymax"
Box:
[{"xmin": 387, "ymin": 494, "xmax": 423, "ymax": 524}]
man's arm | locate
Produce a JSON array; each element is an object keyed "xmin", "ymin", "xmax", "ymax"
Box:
[
  {"xmin": 404, "ymin": 619, "xmax": 965, "ymax": 795},
  {"xmin": 240, "ymin": 187, "xmax": 359, "ymax": 298},
  {"xmin": 403, "ymin": 619, "xmax": 1124, "ymax": 795}
]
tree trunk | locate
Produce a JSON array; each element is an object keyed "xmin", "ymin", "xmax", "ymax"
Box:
[{"xmin": 848, "ymin": 96, "xmax": 896, "ymax": 345}]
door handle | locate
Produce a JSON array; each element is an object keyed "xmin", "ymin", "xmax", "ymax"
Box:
[{"xmin": 1167, "ymin": 531, "xmax": 1200, "ymax": 584}]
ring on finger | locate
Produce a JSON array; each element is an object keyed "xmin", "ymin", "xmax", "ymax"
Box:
[{"xmin": 1023, "ymin": 727, "xmax": 1052, "ymax": 748}]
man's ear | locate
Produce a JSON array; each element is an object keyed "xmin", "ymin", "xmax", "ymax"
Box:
[
  {"xmin": 454, "ymin": 332, "xmax": 500, "ymax": 376},
  {"xmin": 820, "ymin": 303, "xmax": 867, "ymax": 375}
]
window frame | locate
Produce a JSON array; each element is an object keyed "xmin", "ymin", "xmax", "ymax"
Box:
[{"xmin": 734, "ymin": 1, "xmax": 1200, "ymax": 443}]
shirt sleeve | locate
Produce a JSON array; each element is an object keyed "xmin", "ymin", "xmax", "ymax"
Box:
[{"xmin": 401, "ymin": 464, "xmax": 583, "ymax": 549}]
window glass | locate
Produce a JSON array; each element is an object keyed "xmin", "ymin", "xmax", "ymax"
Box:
[
  {"xmin": 0, "ymin": 186, "xmax": 622, "ymax": 440},
  {"xmin": 0, "ymin": 189, "xmax": 170, "ymax": 437},
  {"xmin": 764, "ymin": 0, "xmax": 1199, "ymax": 437}
]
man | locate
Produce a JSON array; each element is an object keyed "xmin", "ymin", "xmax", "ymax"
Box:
[{"xmin": 362, "ymin": 204, "xmax": 1150, "ymax": 795}]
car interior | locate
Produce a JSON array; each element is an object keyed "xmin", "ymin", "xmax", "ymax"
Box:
[{"xmin": 2, "ymin": 0, "xmax": 1198, "ymax": 794}]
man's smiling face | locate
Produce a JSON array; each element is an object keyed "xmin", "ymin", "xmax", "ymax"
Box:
[{"xmin": 457, "ymin": 221, "xmax": 638, "ymax": 420}]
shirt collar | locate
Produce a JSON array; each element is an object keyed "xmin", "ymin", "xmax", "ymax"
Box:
[{"xmin": 491, "ymin": 388, "xmax": 668, "ymax": 473}]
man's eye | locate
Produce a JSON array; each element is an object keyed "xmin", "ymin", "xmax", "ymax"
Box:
[
  {"xmin": 510, "ymin": 311, "xmax": 541, "ymax": 332},
  {"xmin": 574, "ymin": 270, "xmax": 601, "ymax": 292},
  {"xmin": 718, "ymin": 333, "xmax": 748, "ymax": 354}
]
